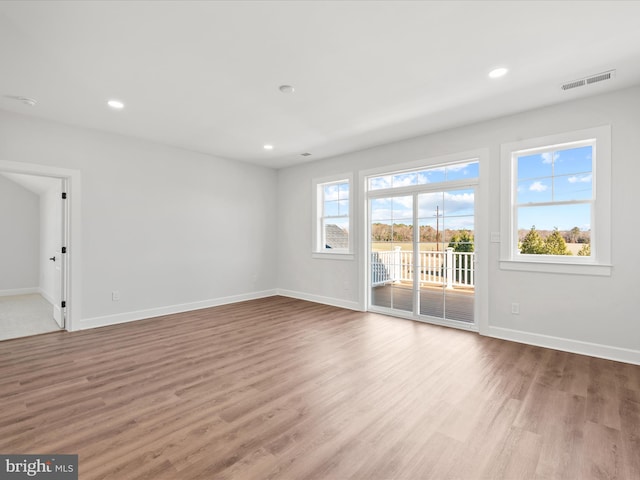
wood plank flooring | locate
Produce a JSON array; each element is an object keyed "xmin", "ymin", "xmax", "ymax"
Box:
[{"xmin": 1, "ymin": 296, "xmax": 638, "ymax": 479}]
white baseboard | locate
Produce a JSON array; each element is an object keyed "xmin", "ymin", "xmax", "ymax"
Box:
[
  {"xmin": 277, "ymin": 289, "xmax": 363, "ymax": 311},
  {"xmin": 0, "ymin": 287, "xmax": 40, "ymax": 297},
  {"xmin": 39, "ymin": 288, "xmax": 55, "ymax": 305},
  {"xmin": 487, "ymin": 325, "xmax": 640, "ymax": 366},
  {"xmin": 79, "ymin": 289, "xmax": 278, "ymax": 330}
]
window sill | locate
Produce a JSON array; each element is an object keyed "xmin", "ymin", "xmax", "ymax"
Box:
[
  {"xmin": 500, "ymin": 259, "xmax": 612, "ymax": 276},
  {"xmin": 312, "ymin": 252, "xmax": 355, "ymax": 261}
]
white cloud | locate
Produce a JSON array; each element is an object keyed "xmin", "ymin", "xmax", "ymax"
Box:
[
  {"xmin": 568, "ymin": 174, "xmax": 592, "ymax": 184},
  {"xmin": 529, "ymin": 181, "xmax": 547, "ymax": 192},
  {"xmin": 541, "ymin": 152, "xmax": 559, "ymax": 164},
  {"xmin": 392, "ymin": 174, "xmax": 416, "ymax": 187},
  {"xmin": 323, "ymin": 185, "xmax": 340, "ymax": 200},
  {"xmin": 369, "ymin": 176, "xmax": 391, "ymax": 190}
]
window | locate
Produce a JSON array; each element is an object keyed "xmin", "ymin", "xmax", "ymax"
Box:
[
  {"xmin": 368, "ymin": 160, "xmax": 479, "ymax": 191},
  {"xmin": 500, "ymin": 126, "xmax": 611, "ymax": 275},
  {"xmin": 313, "ymin": 175, "xmax": 353, "ymax": 257}
]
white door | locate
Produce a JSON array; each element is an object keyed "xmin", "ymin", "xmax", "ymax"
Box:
[
  {"xmin": 52, "ymin": 182, "xmax": 66, "ymax": 328},
  {"xmin": 52, "ymin": 248, "xmax": 63, "ymax": 328}
]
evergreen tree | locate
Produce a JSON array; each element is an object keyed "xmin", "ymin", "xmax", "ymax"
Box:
[
  {"xmin": 448, "ymin": 230, "xmax": 474, "ymax": 252},
  {"xmin": 577, "ymin": 243, "xmax": 591, "ymax": 256},
  {"xmin": 544, "ymin": 228, "xmax": 571, "ymax": 255},
  {"xmin": 519, "ymin": 226, "xmax": 545, "ymax": 254}
]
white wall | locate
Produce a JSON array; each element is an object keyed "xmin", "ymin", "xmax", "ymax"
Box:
[
  {"xmin": 277, "ymin": 85, "xmax": 640, "ymax": 363},
  {"xmin": 39, "ymin": 181, "xmax": 62, "ymax": 304},
  {"xmin": 0, "ymin": 110, "xmax": 278, "ymax": 328},
  {"xmin": 0, "ymin": 175, "xmax": 40, "ymax": 293}
]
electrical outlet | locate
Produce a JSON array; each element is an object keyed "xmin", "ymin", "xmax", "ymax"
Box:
[
  {"xmin": 112, "ymin": 290, "xmax": 120, "ymax": 301},
  {"xmin": 511, "ymin": 302, "xmax": 519, "ymax": 314}
]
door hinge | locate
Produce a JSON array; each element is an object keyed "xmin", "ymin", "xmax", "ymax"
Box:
[
  {"xmin": 62, "ymin": 192, "xmax": 67, "ymax": 199},
  {"xmin": 61, "ymin": 301, "xmax": 66, "ymax": 308},
  {"xmin": 62, "ymin": 247, "xmax": 67, "ymax": 254}
]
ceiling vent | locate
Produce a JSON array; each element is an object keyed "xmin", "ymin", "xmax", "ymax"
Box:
[
  {"xmin": 300, "ymin": 152, "xmax": 312, "ymax": 157},
  {"xmin": 561, "ymin": 70, "xmax": 615, "ymax": 91}
]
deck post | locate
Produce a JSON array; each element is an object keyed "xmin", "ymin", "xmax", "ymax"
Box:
[
  {"xmin": 393, "ymin": 246, "xmax": 402, "ymax": 283},
  {"xmin": 445, "ymin": 247, "xmax": 454, "ymax": 289}
]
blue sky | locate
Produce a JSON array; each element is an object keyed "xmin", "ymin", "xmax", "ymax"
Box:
[
  {"xmin": 368, "ymin": 162, "xmax": 477, "ymax": 235},
  {"xmin": 323, "ymin": 181, "xmax": 349, "ymax": 217},
  {"xmin": 516, "ymin": 145, "xmax": 592, "ymax": 231},
  {"xmin": 370, "ymin": 189, "xmax": 475, "ymax": 232},
  {"xmin": 369, "ymin": 161, "xmax": 479, "ymax": 190}
]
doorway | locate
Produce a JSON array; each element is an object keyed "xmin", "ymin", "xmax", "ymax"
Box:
[
  {"xmin": 0, "ymin": 161, "xmax": 76, "ymax": 340},
  {"xmin": 367, "ymin": 160, "xmax": 478, "ymax": 329}
]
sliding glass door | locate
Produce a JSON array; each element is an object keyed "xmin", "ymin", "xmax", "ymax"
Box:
[
  {"xmin": 367, "ymin": 161, "xmax": 478, "ymax": 327},
  {"xmin": 417, "ymin": 189, "xmax": 475, "ymax": 323},
  {"xmin": 370, "ymin": 196, "xmax": 414, "ymax": 313}
]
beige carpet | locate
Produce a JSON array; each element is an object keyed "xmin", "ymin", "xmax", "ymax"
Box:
[{"xmin": 0, "ymin": 294, "xmax": 61, "ymax": 341}]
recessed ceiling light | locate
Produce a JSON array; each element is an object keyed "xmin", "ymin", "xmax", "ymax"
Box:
[
  {"xmin": 263, "ymin": 144, "xmax": 274, "ymax": 150},
  {"xmin": 279, "ymin": 85, "xmax": 295, "ymax": 94},
  {"xmin": 107, "ymin": 99, "xmax": 125, "ymax": 109},
  {"xmin": 488, "ymin": 67, "xmax": 508, "ymax": 79}
]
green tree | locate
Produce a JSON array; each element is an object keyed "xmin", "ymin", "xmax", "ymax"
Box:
[
  {"xmin": 448, "ymin": 230, "xmax": 474, "ymax": 284},
  {"xmin": 519, "ymin": 226, "xmax": 545, "ymax": 254},
  {"xmin": 544, "ymin": 228, "xmax": 571, "ymax": 255},
  {"xmin": 448, "ymin": 230, "xmax": 474, "ymax": 252},
  {"xmin": 577, "ymin": 243, "xmax": 591, "ymax": 256}
]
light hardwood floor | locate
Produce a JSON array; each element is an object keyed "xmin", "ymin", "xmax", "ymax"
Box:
[{"xmin": 1, "ymin": 296, "xmax": 638, "ymax": 479}]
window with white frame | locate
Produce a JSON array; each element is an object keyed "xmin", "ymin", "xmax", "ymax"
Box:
[
  {"xmin": 500, "ymin": 126, "xmax": 611, "ymax": 275},
  {"xmin": 313, "ymin": 175, "xmax": 353, "ymax": 256}
]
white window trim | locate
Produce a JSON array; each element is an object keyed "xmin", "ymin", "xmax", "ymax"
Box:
[
  {"xmin": 500, "ymin": 125, "xmax": 612, "ymax": 276},
  {"xmin": 312, "ymin": 173, "xmax": 354, "ymax": 260},
  {"xmin": 358, "ymin": 148, "xmax": 489, "ymax": 333}
]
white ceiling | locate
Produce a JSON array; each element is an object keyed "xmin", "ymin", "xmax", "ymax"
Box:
[{"xmin": 1, "ymin": 1, "xmax": 640, "ymax": 169}]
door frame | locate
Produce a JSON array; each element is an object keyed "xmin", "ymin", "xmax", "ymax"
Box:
[
  {"xmin": 0, "ymin": 160, "xmax": 82, "ymax": 332},
  {"xmin": 358, "ymin": 148, "xmax": 489, "ymax": 335}
]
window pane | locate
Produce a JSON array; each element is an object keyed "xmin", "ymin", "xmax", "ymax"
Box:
[
  {"xmin": 417, "ymin": 168, "xmax": 445, "ymax": 184},
  {"xmin": 445, "ymin": 161, "xmax": 479, "ymax": 181},
  {"xmin": 443, "ymin": 189, "xmax": 475, "ymax": 217},
  {"xmin": 441, "ymin": 189, "xmax": 474, "ymax": 243},
  {"xmin": 370, "ymin": 160, "xmax": 478, "ymax": 190},
  {"xmin": 517, "ymin": 204, "xmax": 591, "ymax": 256},
  {"xmin": 553, "ymin": 173, "xmax": 592, "ymax": 201},
  {"xmin": 338, "ymin": 182, "xmax": 349, "ymax": 199},
  {"xmin": 338, "ymin": 199, "xmax": 349, "ymax": 216},
  {"xmin": 369, "ymin": 175, "xmax": 391, "ymax": 190},
  {"xmin": 323, "ymin": 184, "xmax": 340, "ymax": 201},
  {"xmin": 517, "ymin": 152, "xmax": 553, "ymax": 180},
  {"xmin": 392, "ymin": 172, "xmax": 417, "ymax": 188},
  {"xmin": 418, "ymin": 218, "xmax": 439, "ymax": 244},
  {"xmin": 323, "ymin": 219, "xmax": 349, "ymax": 249},
  {"xmin": 392, "ymin": 196, "xmax": 413, "ymax": 220},
  {"xmin": 371, "ymin": 198, "xmax": 392, "ymax": 221},
  {"xmin": 517, "ymin": 203, "xmax": 590, "ymax": 232},
  {"xmin": 517, "ymin": 178, "xmax": 552, "ymax": 204},
  {"xmin": 323, "ymin": 200, "xmax": 339, "ymax": 217},
  {"xmin": 553, "ymin": 146, "xmax": 592, "ymax": 176},
  {"xmin": 417, "ymin": 192, "xmax": 443, "ymax": 220},
  {"xmin": 371, "ymin": 220, "xmax": 392, "ymax": 242}
]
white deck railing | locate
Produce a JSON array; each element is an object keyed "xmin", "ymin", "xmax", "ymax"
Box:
[{"xmin": 371, "ymin": 247, "xmax": 475, "ymax": 288}]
